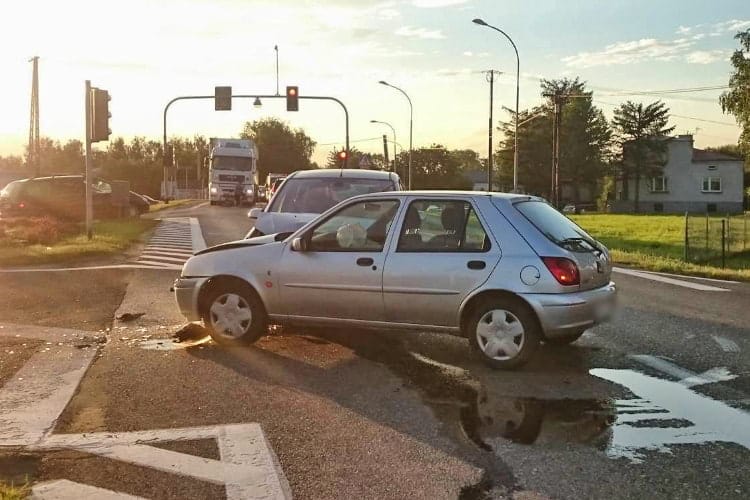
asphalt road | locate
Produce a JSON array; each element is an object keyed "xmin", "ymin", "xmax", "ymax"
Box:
[{"xmin": 3, "ymin": 202, "xmax": 749, "ymax": 499}]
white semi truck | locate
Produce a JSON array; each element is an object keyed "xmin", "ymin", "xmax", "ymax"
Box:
[{"xmin": 208, "ymin": 138, "xmax": 258, "ymax": 206}]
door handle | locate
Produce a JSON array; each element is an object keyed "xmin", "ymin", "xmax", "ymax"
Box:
[
  {"xmin": 357, "ymin": 257, "xmax": 374, "ymax": 267},
  {"xmin": 467, "ymin": 260, "xmax": 486, "ymax": 270}
]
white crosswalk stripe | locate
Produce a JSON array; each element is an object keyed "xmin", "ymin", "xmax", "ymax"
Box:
[{"xmin": 133, "ymin": 217, "xmax": 200, "ymax": 270}]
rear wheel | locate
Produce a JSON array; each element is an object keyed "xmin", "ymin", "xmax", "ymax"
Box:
[
  {"xmin": 201, "ymin": 282, "xmax": 267, "ymax": 346},
  {"xmin": 545, "ymin": 329, "xmax": 586, "ymax": 345},
  {"xmin": 466, "ymin": 297, "xmax": 540, "ymax": 370}
]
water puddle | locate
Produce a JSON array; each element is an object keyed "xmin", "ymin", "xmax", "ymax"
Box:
[{"xmin": 590, "ymin": 368, "xmax": 750, "ymax": 462}]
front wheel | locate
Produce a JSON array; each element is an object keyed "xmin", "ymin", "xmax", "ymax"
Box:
[
  {"xmin": 201, "ymin": 282, "xmax": 267, "ymax": 346},
  {"xmin": 466, "ymin": 297, "xmax": 541, "ymax": 370}
]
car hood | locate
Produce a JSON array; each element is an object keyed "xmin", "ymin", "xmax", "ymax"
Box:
[
  {"xmin": 182, "ymin": 238, "xmax": 285, "ymax": 279},
  {"xmin": 195, "ymin": 234, "xmax": 279, "ymax": 255},
  {"xmin": 254, "ymin": 211, "xmax": 318, "ymax": 234}
]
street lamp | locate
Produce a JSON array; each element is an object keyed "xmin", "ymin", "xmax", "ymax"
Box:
[
  {"xmin": 473, "ymin": 18, "xmax": 520, "ymax": 193},
  {"xmin": 253, "ymin": 97, "xmax": 262, "ymax": 108},
  {"xmin": 370, "ymin": 119, "xmax": 398, "ymax": 175},
  {"xmin": 379, "ymin": 80, "xmax": 413, "ymax": 189}
]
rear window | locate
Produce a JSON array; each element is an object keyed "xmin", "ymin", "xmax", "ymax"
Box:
[
  {"xmin": 0, "ymin": 181, "xmax": 24, "ymax": 199},
  {"xmin": 269, "ymin": 177, "xmax": 396, "ymax": 214},
  {"xmin": 514, "ymin": 200, "xmax": 599, "ymax": 251}
]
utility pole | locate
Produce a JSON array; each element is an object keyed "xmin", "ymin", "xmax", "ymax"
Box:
[
  {"xmin": 382, "ymin": 135, "xmax": 390, "ymax": 170},
  {"xmin": 544, "ymin": 91, "xmax": 566, "ymax": 207},
  {"xmin": 274, "ymin": 45, "xmax": 280, "ymax": 96},
  {"xmin": 84, "ymin": 80, "xmax": 93, "ymax": 239},
  {"xmin": 28, "ymin": 56, "xmax": 40, "ymax": 178},
  {"xmin": 486, "ymin": 70, "xmax": 495, "ymax": 191}
]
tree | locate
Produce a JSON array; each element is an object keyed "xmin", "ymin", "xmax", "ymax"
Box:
[
  {"xmin": 540, "ymin": 78, "xmax": 612, "ymax": 204},
  {"xmin": 612, "ymin": 101, "xmax": 675, "ymax": 212},
  {"xmin": 720, "ymin": 29, "xmax": 750, "ymax": 158},
  {"xmin": 324, "ymin": 147, "xmax": 388, "ymax": 170},
  {"xmin": 240, "ymin": 118, "xmax": 316, "ymax": 181},
  {"xmin": 496, "ymin": 106, "xmax": 553, "ymax": 196},
  {"xmin": 395, "ymin": 145, "xmax": 472, "ymax": 190},
  {"xmin": 496, "ymin": 78, "xmax": 612, "ymax": 200}
]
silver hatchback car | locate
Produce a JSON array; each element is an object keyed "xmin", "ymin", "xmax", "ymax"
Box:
[{"xmin": 174, "ymin": 192, "xmax": 615, "ymax": 369}]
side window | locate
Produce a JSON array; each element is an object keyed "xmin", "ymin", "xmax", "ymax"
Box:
[
  {"xmin": 308, "ymin": 200, "xmax": 400, "ymax": 252},
  {"xmin": 397, "ymin": 200, "xmax": 490, "ymax": 252},
  {"xmin": 25, "ymin": 181, "xmax": 50, "ymax": 200}
]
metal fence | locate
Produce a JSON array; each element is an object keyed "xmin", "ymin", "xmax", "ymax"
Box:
[{"xmin": 685, "ymin": 212, "xmax": 749, "ymax": 267}]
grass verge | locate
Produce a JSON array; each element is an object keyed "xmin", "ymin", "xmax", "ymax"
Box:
[
  {"xmin": 571, "ymin": 214, "xmax": 750, "ymax": 281},
  {"xmin": 0, "ymin": 481, "xmax": 30, "ymax": 500},
  {"xmin": 149, "ymin": 199, "xmax": 199, "ymax": 213},
  {"xmin": 0, "ymin": 218, "xmax": 156, "ymax": 267}
]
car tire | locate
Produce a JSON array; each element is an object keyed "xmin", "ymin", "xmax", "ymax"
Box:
[
  {"xmin": 544, "ymin": 329, "xmax": 586, "ymax": 345},
  {"xmin": 201, "ymin": 281, "xmax": 267, "ymax": 346},
  {"xmin": 466, "ymin": 296, "xmax": 541, "ymax": 370}
]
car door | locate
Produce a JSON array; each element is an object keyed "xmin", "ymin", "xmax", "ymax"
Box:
[
  {"xmin": 277, "ymin": 198, "xmax": 401, "ymax": 322},
  {"xmin": 382, "ymin": 198, "xmax": 501, "ymax": 327}
]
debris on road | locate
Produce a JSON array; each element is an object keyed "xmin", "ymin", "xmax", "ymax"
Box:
[
  {"xmin": 171, "ymin": 323, "xmax": 207, "ymax": 343},
  {"xmin": 116, "ymin": 312, "xmax": 146, "ymax": 322}
]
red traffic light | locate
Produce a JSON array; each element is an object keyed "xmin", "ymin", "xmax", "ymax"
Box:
[{"xmin": 286, "ymin": 86, "xmax": 299, "ymax": 111}]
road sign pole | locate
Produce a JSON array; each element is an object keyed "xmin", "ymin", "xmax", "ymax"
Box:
[{"xmin": 84, "ymin": 80, "xmax": 93, "ymax": 240}]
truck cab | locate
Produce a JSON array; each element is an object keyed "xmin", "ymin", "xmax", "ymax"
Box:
[{"xmin": 208, "ymin": 138, "xmax": 258, "ymax": 206}]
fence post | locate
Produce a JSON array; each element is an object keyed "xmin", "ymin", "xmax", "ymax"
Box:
[
  {"xmin": 705, "ymin": 212, "xmax": 709, "ymax": 251},
  {"xmin": 684, "ymin": 211, "xmax": 689, "ymax": 261},
  {"xmin": 721, "ymin": 219, "xmax": 726, "ymax": 269}
]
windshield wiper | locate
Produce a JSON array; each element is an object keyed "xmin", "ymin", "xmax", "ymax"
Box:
[{"xmin": 559, "ymin": 237, "xmax": 601, "ymax": 253}]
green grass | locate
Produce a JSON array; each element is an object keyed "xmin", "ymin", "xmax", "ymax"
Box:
[
  {"xmin": 570, "ymin": 213, "xmax": 750, "ymax": 281},
  {"xmin": 0, "ymin": 218, "xmax": 157, "ymax": 267},
  {"xmin": 0, "ymin": 481, "xmax": 30, "ymax": 500}
]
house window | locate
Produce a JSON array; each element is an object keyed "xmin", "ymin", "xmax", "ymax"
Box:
[
  {"xmin": 654, "ymin": 202, "xmax": 664, "ymax": 212},
  {"xmin": 707, "ymin": 165, "xmax": 717, "ymax": 171},
  {"xmin": 707, "ymin": 203, "xmax": 717, "ymax": 213},
  {"xmin": 651, "ymin": 176, "xmax": 668, "ymax": 193},
  {"xmin": 702, "ymin": 177, "xmax": 722, "ymax": 193}
]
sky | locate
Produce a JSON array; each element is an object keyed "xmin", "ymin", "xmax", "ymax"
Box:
[{"xmin": 0, "ymin": 0, "xmax": 747, "ymax": 166}]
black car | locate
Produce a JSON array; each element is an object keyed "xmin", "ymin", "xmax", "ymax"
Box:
[{"xmin": 0, "ymin": 175, "xmax": 147, "ymax": 219}]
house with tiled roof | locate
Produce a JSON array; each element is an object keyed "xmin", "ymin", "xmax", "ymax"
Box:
[{"xmin": 612, "ymin": 135, "xmax": 744, "ymax": 214}]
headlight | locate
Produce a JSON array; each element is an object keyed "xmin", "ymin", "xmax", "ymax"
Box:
[
  {"xmin": 210, "ymin": 186, "xmax": 218, "ymax": 194},
  {"xmin": 245, "ymin": 188, "xmax": 253, "ymax": 195}
]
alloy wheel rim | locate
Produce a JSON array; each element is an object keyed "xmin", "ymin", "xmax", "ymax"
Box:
[
  {"xmin": 209, "ymin": 293, "xmax": 253, "ymax": 339},
  {"xmin": 476, "ymin": 309, "xmax": 525, "ymax": 361}
]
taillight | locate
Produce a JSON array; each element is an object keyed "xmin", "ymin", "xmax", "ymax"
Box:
[
  {"xmin": 542, "ymin": 257, "xmax": 580, "ymax": 286},
  {"xmin": 18, "ymin": 202, "xmax": 25, "ymax": 209}
]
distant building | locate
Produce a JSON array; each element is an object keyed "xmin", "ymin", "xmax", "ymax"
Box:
[
  {"xmin": 612, "ymin": 134, "xmax": 744, "ymax": 214},
  {"xmin": 463, "ymin": 170, "xmax": 506, "ymax": 192}
]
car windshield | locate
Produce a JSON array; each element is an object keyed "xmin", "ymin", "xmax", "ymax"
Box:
[
  {"xmin": 212, "ymin": 156, "xmax": 252, "ymax": 171},
  {"xmin": 514, "ymin": 200, "xmax": 599, "ymax": 251},
  {"xmin": 268, "ymin": 177, "xmax": 395, "ymax": 214}
]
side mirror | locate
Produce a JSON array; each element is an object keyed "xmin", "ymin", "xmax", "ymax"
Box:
[
  {"xmin": 291, "ymin": 237, "xmax": 308, "ymax": 252},
  {"xmin": 248, "ymin": 207, "xmax": 263, "ymax": 219}
]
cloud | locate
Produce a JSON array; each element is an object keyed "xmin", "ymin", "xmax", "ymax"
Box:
[
  {"xmin": 713, "ymin": 19, "xmax": 750, "ymax": 33},
  {"xmin": 378, "ymin": 8, "xmax": 400, "ymax": 19},
  {"xmin": 562, "ymin": 37, "xmax": 694, "ymax": 68},
  {"xmin": 685, "ymin": 50, "xmax": 729, "ymax": 64},
  {"xmin": 676, "ymin": 25, "xmax": 693, "ymax": 35},
  {"xmin": 412, "ymin": 0, "xmax": 469, "ymax": 7},
  {"xmin": 463, "ymin": 51, "xmax": 473, "ymax": 56},
  {"xmin": 395, "ymin": 25, "xmax": 446, "ymax": 39}
]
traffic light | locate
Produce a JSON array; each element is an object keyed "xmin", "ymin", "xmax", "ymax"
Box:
[
  {"xmin": 90, "ymin": 88, "xmax": 111, "ymax": 142},
  {"xmin": 215, "ymin": 86, "xmax": 232, "ymax": 111},
  {"xmin": 337, "ymin": 150, "xmax": 348, "ymax": 164},
  {"xmin": 286, "ymin": 86, "xmax": 299, "ymax": 111}
]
